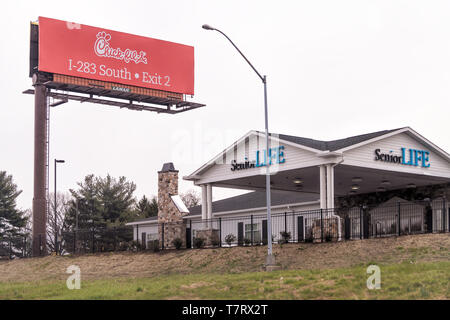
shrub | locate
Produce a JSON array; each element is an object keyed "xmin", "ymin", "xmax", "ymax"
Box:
[
  {"xmin": 225, "ymin": 234, "xmax": 236, "ymax": 247},
  {"xmin": 193, "ymin": 237, "xmax": 205, "ymax": 249},
  {"xmin": 172, "ymin": 238, "xmax": 183, "ymax": 250},
  {"xmin": 305, "ymin": 231, "xmax": 314, "ymax": 243},
  {"xmin": 211, "ymin": 239, "xmax": 221, "ymax": 247},
  {"xmin": 279, "ymin": 231, "xmax": 291, "ymax": 244},
  {"xmin": 243, "ymin": 238, "xmax": 251, "ymax": 246},
  {"xmin": 151, "ymin": 240, "xmax": 160, "ymax": 252},
  {"xmin": 325, "ymin": 232, "xmax": 333, "ymax": 242},
  {"xmin": 130, "ymin": 240, "xmax": 142, "ymax": 251}
]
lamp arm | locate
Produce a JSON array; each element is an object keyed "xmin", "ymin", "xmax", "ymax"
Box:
[{"xmin": 214, "ymin": 28, "xmax": 265, "ymax": 83}]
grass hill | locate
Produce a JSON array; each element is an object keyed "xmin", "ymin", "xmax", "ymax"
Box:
[{"xmin": 0, "ymin": 233, "xmax": 449, "ymax": 299}]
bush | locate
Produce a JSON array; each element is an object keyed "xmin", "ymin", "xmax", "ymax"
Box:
[
  {"xmin": 193, "ymin": 237, "xmax": 205, "ymax": 249},
  {"xmin": 243, "ymin": 238, "xmax": 251, "ymax": 246},
  {"xmin": 279, "ymin": 231, "xmax": 291, "ymax": 244},
  {"xmin": 211, "ymin": 239, "xmax": 221, "ymax": 247},
  {"xmin": 325, "ymin": 233, "xmax": 333, "ymax": 242},
  {"xmin": 305, "ymin": 231, "xmax": 314, "ymax": 243},
  {"xmin": 172, "ymin": 238, "xmax": 183, "ymax": 250},
  {"xmin": 151, "ymin": 240, "xmax": 160, "ymax": 252},
  {"xmin": 225, "ymin": 234, "xmax": 236, "ymax": 247},
  {"xmin": 130, "ymin": 240, "xmax": 142, "ymax": 251}
]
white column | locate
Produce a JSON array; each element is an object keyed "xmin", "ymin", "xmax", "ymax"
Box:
[
  {"xmin": 201, "ymin": 184, "xmax": 207, "ymax": 224},
  {"xmin": 326, "ymin": 164, "xmax": 335, "ymax": 211},
  {"xmin": 319, "ymin": 165, "xmax": 327, "ymax": 209},
  {"xmin": 207, "ymin": 184, "xmax": 213, "ymax": 228}
]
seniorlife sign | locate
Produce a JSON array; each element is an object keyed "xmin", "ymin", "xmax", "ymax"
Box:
[
  {"xmin": 374, "ymin": 147, "xmax": 430, "ymax": 168},
  {"xmin": 38, "ymin": 17, "xmax": 194, "ymax": 95},
  {"xmin": 231, "ymin": 146, "xmax": 286, "ymax": 171}
]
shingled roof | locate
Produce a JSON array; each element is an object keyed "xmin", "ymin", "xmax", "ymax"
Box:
[
  {"xmin": 268, "ymin": 128, "xmax": 404, "ymax": 152},
  {"xmin": 187, "ymin": 190, "xmax": 319, "ymax": 216}
]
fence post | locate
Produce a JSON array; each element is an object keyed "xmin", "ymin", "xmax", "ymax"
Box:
[
  {"xmin": 73, "ymin": 230, "xmax": 76, "ymax": 254},
  {"xmin": 38, "ymin": 234, "xmax": 42, "ymax": 256},
  {"xmin": 161, "ymin": 223, "xmax": 165, "ymax": 250},
  {"xmin": 398, "ymin": 202, "xmax": 401, "ymax": 236},
  {"xmin": 359, "ymin": 206, "xmax": 363, "ymax": 240},
  {"xmin": 219, "ymin": 217, "xmax": 222, "ymax": 247},
  {"xmin": 443, "ymin": 199, "xmax": 446, "ymax": 233},
  {"xmin": 320, "ymin": 209, "xmax": 324, "ymax": 243},
  {"xmin": 251, "ymin": 215, "xmax": 254, "ymax": 246},
  {"xmin": 92, "ymin": 229, "xmax": 95, "ymax": 254},
  {"xmin": 284, "ymin": 212, "xmax": 287, "ymax": 236},
  {"xmin": 190, "ymin": 220, "xmax": 192, "ymax": 249}
]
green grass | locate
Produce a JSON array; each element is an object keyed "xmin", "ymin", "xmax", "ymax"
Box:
[{"xmin": 0, "ymin": 260, "xmax": 448, "ymax": 300}]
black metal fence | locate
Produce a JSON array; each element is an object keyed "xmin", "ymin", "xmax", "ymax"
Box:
[
  {"xmin": 183, "ymin": 199, "xmax": 449, "ymax": 247},
  {"xmin": 0, "ymin": 235, "xmax": 32, "ymax": 259},
  {"xmin": 1, "ymin": 199, "xmax": 449, "ymax": 259}
]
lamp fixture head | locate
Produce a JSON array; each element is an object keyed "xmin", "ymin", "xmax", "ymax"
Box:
[
  {"xmin": 202, "ymin": 24, "xmax": 215, "ymax": 30},
  {"xmin": 293, "ymin": 178, "xmax": 302, "ymax": 184},
  {"xmin": 351, "ymin": 184, "xmax": 360, "ymax": 190},
  {"xmin": 381, "ymin": 180, "xmax": 390, "ymax": 186},
  {"xmin": 352, "ymin": 177, "xmax": 363, "ymax": 183},
  {"xmin": 376, "ymin": 187, "xmax": 386, "ymax": 192}
]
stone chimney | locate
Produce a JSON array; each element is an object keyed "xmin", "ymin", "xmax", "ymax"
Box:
[
  {"xmin": 157, "ymin": 162, "xmax": 186, "ymax": 248},
  {"xmin": 158, "ymin": 162, "xmax": 179, "ymax": 224}
]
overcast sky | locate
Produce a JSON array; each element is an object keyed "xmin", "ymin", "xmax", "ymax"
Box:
[{"xmin": 1, "ymin": 0, "xmax": 450, "ymax": 211}]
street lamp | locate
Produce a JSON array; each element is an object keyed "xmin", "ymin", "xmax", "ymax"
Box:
[
  {"xmin": 202, "ymin": 24, "xmax": 276, "ymax": 268},
  {"xmin": 54, "ymin": 159, "xmax": 65, "ymax": 254}
]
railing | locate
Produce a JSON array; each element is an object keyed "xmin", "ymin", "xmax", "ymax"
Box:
[
  {"xmin": 1, "ymin": 199, "xmax": 448, "ymax": 258},
  {"xmin": 0, "ymin": 235, "xmax": 32, "ymax": 259}
]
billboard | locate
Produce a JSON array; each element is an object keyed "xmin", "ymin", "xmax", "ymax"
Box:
[{"xmin": 38, "ymin": 17, "xmax": 194, "ymax": 95}]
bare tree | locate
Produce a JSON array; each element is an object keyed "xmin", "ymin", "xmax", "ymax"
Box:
[
  {"xmin": 46, "ymin": 192, "xmax": 72, "ymax": 254},
  {"xmin": 180, "ymin": 189, "xmax": 201, "ymax": 208}
]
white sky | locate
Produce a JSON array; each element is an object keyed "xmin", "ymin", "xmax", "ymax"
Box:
[{"xmin": 1, "ymin": 0, "xmax": 450, "ymax": 211}]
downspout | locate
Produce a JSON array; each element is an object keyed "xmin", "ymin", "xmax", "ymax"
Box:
[{"xmin": 330, "ymin": 156, "xmax": 344, "ymax": 241}]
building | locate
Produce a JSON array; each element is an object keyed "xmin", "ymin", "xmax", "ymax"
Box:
[{"xmin": 127, "ymin": 127, "xmax": 450, "ymax": 248}]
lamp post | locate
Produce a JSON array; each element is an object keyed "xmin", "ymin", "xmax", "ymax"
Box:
[
  {"xmin": 202, "ymin": 24, "xmax": 275, "ymax": 267},
  {"xmin": 54, "ymin": 159, "xmax": 65, "ymax": 254}
]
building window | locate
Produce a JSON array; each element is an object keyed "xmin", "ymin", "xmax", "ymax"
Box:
[
  {"xmin": 147, "ymin": 233, "xmax": 158, "ymax": 241},
  {"xmin": 245, "ymin": 223, "xmax": 261, "ymax": 243}
]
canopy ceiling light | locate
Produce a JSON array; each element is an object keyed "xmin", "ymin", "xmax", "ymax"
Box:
[
  {"xmin": 407, "ymin": 183, "xmax": 417, "ymax": 188},
  {"xmin": 293, "ymin": 178, "xmax": 303, "ymax": 184},
  {"xmin": 376, "ymin": 187, "xmax": 387, "ymax": 192},
  {"xmin": 352, "ymin": 177, "xmax": 363, "ymax": 183},
  {"xmin": 381, "ymin": 180, "xmax": 391, "ymax": 186},
  {"xmin": 351, "ymin": 184, "xmax": 360, "ymax": 190}
]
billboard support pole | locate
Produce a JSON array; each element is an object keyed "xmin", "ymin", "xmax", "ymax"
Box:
[{"xmin": 32, "ymin": 74, "xmax": 48, "ymax": 257}]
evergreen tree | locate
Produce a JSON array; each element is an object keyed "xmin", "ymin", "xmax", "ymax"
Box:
[
  {"xmin": 66, "ymin": 174, "xmax": 137, "ymax": 230},
  {"xmin": 0, "ymin": 171, "xmax": 28, "ymax": 237},
  {"xmin": 135, "ymin": 195, "xmax": 158, "ymax": 219}
]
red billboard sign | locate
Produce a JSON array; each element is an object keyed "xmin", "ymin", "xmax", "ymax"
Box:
[{"xmin": 38, "ymin": 17, "xmax": 194, "ymax": 95}]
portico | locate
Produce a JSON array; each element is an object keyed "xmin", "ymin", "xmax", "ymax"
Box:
[{"xmin": 185, "ymin": 127, "xmax": 450, "ymax": 224}]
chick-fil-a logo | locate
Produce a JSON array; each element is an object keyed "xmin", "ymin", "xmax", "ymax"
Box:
[{"xmin": 94, "ymin": 31, "xmax": 148, "ymax": 64}]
